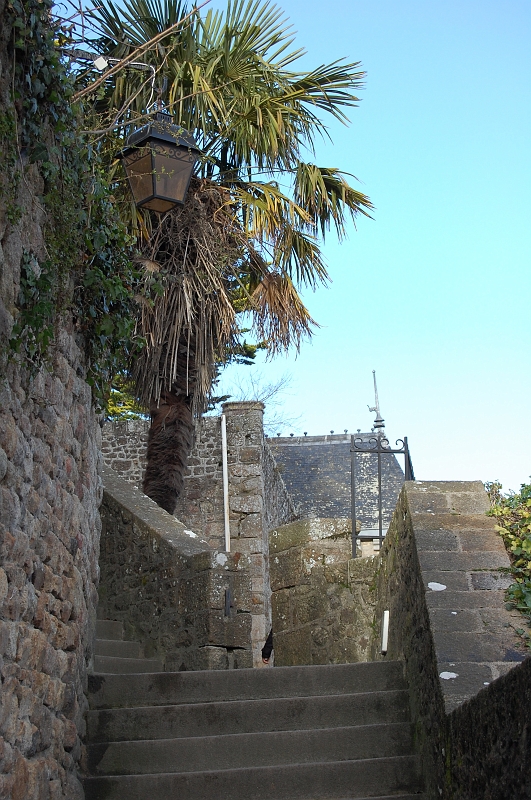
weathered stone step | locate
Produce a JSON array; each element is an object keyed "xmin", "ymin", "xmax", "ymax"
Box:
[
  {"xmin": 86, "ymin": 721, "xmax": 414, "ymax": 775},
  {"xmin": 87, "ymin": 689, "xmax": 410, "ymax": 744},
  {"xmin": 95, "ymin": 639, "xmax": 141, "ymax": 659},
  {"xmin": 89, "ymin": 660, "xmax": 406, "ymax": 709},
  {"xmin": 82, "ymin": 755, "xmax": 423, "ymax": 800},
  {"xmin": 96, "ymin": 620, "xmax": 124, "ymax": 640},
  {"xmin": 94, "ymin": 655, "xmax": 164, "ymax": 674}
]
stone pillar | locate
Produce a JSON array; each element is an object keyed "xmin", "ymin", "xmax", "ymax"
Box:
[{"xmin": 222, "ymin": 402, "xmax": 270, "ymax": 666}]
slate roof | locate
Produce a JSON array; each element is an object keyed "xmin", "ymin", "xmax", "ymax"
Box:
[{"xmin": 267, "ymin": 432, "xmax": 405, "ymax": 527}]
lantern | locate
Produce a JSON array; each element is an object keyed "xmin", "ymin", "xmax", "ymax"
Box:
[{"xmin": 120, "ymin": 112, "xmax": 200, "ymax": 212}]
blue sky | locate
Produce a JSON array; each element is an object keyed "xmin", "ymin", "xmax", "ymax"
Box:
[{"xmin": 212, "ymin": 0, "xmax": 531, "ymax": 491}]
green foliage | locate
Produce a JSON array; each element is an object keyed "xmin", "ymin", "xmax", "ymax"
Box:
[
  {"xmin": 107, "ymin": 375, "xmax": 148, "ymax": 420},
  {"xmin": 4, "ymin": 0, "xmax": 140, "ymax": 407},
  {"xmin": 488, "ymin": 481, "xmax": 531, "ymax": 626},
  {"xmin": 85, "ymin": 0, "xmax": 373, "ymax": 353},
  {"xmin": 9, "ymin": 251, "xmax": 56, "ymax": 366},
  {"xmin": 0, "ymin": 108, "xmax": 22, "ymax": 224}
]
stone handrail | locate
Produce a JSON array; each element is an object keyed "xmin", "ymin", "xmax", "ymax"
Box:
[
  {"xmin": 371, "ymin": 480, "xmax": 528, "ymax": 799},
  {"xmin": 99, "ymin": 465, "xmax": 253, "ymax": 670}
]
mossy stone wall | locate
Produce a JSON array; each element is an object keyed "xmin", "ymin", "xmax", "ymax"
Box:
[{"xmin": 270, "ymin": 518, "xmax": 379, "ymax": 666}]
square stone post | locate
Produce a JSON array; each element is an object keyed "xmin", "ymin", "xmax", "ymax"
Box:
[{"xmin": 222, "ymin": 402, "xmax": 271, "ymax": 666}]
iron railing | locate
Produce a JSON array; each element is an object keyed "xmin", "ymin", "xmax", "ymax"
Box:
[{"xmin": 351, "ymin": 433, "xmax": 415, "ymax": 557}]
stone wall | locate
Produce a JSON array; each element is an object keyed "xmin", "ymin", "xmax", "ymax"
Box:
[
  {"xmin": 100, "ymin": 419, "xmax": 148, "ymax": 486},
  {"xmin": 0, "ymin": 63, "xmax": 94, "ymax": 800},
  {"xmin": 269, "ymin": 518, "xmax": 379, "ymax": 666},
  {"xmin": 0, "ymin": 10, "xmax": 103, "ymax": 798},
  {"xmin": 446, "ymin": 656, "xmax": 531, "ymax": 799},
  {"xmin": 99, "ymin": 466, "xmax": 253, "ymax": 670},
  {"xmin": 102, "ymin": 402, "xmax": 298, "ymax": 666},
  {"xmin": 371, "ymin": 480, "xmax": 527, "ymax": 799}
]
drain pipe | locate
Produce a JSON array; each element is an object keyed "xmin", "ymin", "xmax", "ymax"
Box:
[
  {"xmin": 381, "ymin": 609, "xmax": 390, "ymax": 655},
  {"xmin": 221, "ymin": 414, "xmax": 231, "ymax": 552}
]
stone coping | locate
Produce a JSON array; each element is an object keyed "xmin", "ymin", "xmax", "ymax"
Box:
[
  {"xmin": 407, "ymin": 480, "xmax": 526, "ymax": 711},
  {"xmin": 267, "ymin": 432, "xmax": 373, "ymax": 445},
  {"xmin": 102, "ymin": 464, "xmax": 211, "ymax": 557}
]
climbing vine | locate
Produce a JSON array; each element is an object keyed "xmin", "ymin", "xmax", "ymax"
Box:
[
  {"xmin": 487, "ymin": 481, "xmax": 531, "ymax": 629},
  {"xmin": 3, "ymin": 0, "xmax": 141, "ymax": 406}
]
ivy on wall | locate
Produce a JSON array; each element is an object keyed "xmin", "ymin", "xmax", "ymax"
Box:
[
  {"xmin": 2, "ymin": 0, "xmax": 141, "ymax": 406},
  {"xmin": 487, "ymin": 481, "xmax": 531, "ymax": 629}
]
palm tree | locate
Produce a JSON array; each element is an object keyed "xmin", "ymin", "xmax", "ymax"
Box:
[{"xmin": 83, "ymin": 0, "xmax": 373, "ymax": 514}]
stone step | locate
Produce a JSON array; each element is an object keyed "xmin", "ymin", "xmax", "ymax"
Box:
[
  {"xmin": 94, "ymin": 655, "xmax": 164, "ymax": 675},
  {"xmin": 88, "ymin": 660, "xmax": 405, "ymax": 709},
  {"xmin": 82, "ymin": 755, "xmax": 423, "ymax": 800},
  {"xmin": 86, "ymin": 721, "xmax": 414, "ymax": 775},
  {"xmin": 95, "ymin": 639, "xmax": 142, "ymax": 659},
  {"xmin": 96, "ymin": 620, "xmax": 124, "ymax": 641},
  {"xmin": 87, "ymin": 689, "xmax": 410, "ymax": 744}
]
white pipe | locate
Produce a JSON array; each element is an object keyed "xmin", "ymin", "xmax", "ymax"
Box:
[
  {"xmin": 221, "ymin": 414, "xmax": 230, "ymax": 552},
  {"xmin": 381, "ymin": 609, "xmax": 390, "ymax": 655}
]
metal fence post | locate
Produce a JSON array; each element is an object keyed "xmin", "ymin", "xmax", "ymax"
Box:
[{"xmin": 350, "ymin": 435, "xmax": 358, "ymax": 558}]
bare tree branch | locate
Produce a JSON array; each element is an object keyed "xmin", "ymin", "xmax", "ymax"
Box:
[{"xmin": 71, "ymin": 0, "xmax": 211, "ymax": 103}]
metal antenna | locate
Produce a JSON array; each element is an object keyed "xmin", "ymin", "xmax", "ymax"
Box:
[{"xmin": 367, "ymin": 370, "xmax": 385, "ymax": 430}]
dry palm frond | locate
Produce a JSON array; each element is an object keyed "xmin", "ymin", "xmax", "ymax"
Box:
[
  {"xmin": 251, "ymin": 271, "xmax": 317, "ymax": 355},
  {"xmin": 132, "ymin": 178, "xmax": 248, "ymax": 414}
]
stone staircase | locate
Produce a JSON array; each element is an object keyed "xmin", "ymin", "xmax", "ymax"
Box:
[
  {"xmin": 84, "ymin": 624, "xmax": 424, "ymax": 800},
  {"xmin": 93, "ymin": 619, "xmax": 163, "ymax": 674}
]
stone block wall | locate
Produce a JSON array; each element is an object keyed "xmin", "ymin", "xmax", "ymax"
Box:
[
  {"xmin": 0, "ymin": 16, "xmax": 102, "ymax": 798},
  {"xmin": 99, "ymin": 466, "xmax": 253, "ymax": 670},
  {"xmin": 174, "ymin": 415, "xmax": 224, "ymax": 546},
  {"xmin": 269, "ymin": 518, "xmax": 379, "ymax": 666},
  {"xmin": 0, "ymin": 352, "xmax": 101, "ymax": 800},
  {"xmin": 446, "ymin": 656, "xmax": 531, "ymax": 799},
  {"xmin": 100, "ymin": 419, "xmax": 149, "ymax": 486},
  {"xmin": 102, "ymin": 402, "xmax": 298, "ymax": 666},
  {"xmin": 371, "ymin": 480, "xmax": 528, "ymax": 799}
]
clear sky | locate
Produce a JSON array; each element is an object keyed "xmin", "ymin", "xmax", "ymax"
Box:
[{"xmin": 213, "ymin": 0, "xmax": 531, "ymax": 492}]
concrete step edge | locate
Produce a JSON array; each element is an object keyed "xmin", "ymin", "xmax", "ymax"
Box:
[
  {"xmin": 88, "ymin": 662, "xmax": 407, "ymax": 709},
  {"xmin": 87, "ymin": 687, "xmax": 409, "ymax": 714},
  {"xmin": 86, "ymin": 690, "xmax": 410, "ymax": 744},
  {"xmin": 96, "ymin": 620, "xmax": 124, "ymax": 640},
  {"xmin": 85, "ymin": 721, "xmax": 415, "ymax": 776},
  {"xmin": 95, "ymin": 640, "xmax": 142, "ymax": 657},
  {"xmin": 82, "ymin": 755, "xmax": 423, "ymax": 800},
  {"xmin": 93, "ymin": 655, "xmax": 164, "ymax": 675}
]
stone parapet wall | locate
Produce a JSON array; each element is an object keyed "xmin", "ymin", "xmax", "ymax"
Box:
[
  {"xmin": 371, "ymin": 480, "xmax": 528, "ymax": 799},
  {"xmin": 269, "ymin": 518, "xmax": 379, "ymax": 666},
  {"xmin": 99, "ymin": 466, "xmax": 253, "ymax": 670},
  {"xmin": 261, "ymin": 438, "xmax": 299, "ymax": 529},
  {"xmin": 446, "ymin": 656, "xmax": 531, "ymax": 800},
  {"xmin": 102, "ymin": 404, "xmax": 298, "ymax": 666}
]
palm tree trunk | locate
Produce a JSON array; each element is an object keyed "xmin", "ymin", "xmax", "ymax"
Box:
[{"xmin": 142, "ymin": 388, "xmax": 194, "ymax": 515}]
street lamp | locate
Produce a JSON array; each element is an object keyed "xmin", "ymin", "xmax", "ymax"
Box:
[{"xmin": 120, "ymin": 111, "xmax": 200, "ymax": 212}]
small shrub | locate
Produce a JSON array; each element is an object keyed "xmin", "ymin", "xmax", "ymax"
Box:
[{"xmin": 488, "ymin": 481, "xmax": 531, "ymax": 623}]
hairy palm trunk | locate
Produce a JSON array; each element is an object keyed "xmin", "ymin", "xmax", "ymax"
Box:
[
  {"xmin": 142, "ymin": 387, "xmax": 194, "ymax": 514},
  {"xmin": 142, "ymin": 339, "xmax": 199, "ymax": 514},
  {"xmin": 134, "ymin": 185, "xmax": 241, "ymax": 515}
]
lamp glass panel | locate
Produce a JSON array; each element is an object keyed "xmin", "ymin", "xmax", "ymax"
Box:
[
  {"xmin": 142, "ymin": 197, "xmax": 176, "ymax": 212},
  {"xmin": 152, "ymin": 144, "xmax": 196, "ymax": 204},
  {"xmin": 123, "ymin": 150, "xmax": 153, "ymax": 205}
]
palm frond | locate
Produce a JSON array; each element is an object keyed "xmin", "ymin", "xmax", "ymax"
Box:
[
  {"xmin": 294, "ymin": 162, "xmax": 374, "ymax": 238},
  {"xmin": 80, "ymin": 0, "xmax": 373, "ymax": 407},
  {"xmin": 250, "ymin": 271, "xmax": 317, "ymax": 354}
]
